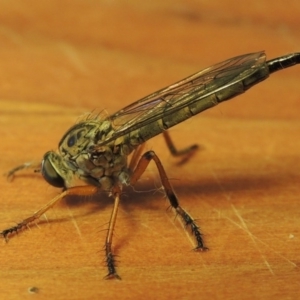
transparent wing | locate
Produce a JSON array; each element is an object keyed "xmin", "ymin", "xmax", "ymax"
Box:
[{"xmin": 100, "ymin": 51, "xmax": 266, "ymax": 145}]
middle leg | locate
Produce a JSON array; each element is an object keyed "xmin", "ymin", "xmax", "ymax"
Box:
[{"xmin": 130, "ymin": 150, "xmax": 208, "ymax": 251}]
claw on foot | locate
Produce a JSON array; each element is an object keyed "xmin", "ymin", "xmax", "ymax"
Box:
[
  {"xmin": 104, "ymin": 273, "xmax": 121, "ymax": 280},
  {"xmin": 194, "ymin": 246, "xmax": 209, "ymax": 252}
]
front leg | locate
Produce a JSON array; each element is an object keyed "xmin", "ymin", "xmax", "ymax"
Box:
[
  {"xmin": 5, "ymin": 161, "xmax": 42, "ymax": 181},
  {"xmin": 0, "ymin": 186, "xmax": 98, "ymax": 240}
]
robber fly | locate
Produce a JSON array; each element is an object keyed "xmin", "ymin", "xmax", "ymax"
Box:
[{"xmin": 1, "ymin": 51, "xmax": 300, "ymax": 279}]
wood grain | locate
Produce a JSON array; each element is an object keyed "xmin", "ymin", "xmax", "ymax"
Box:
[{"xmin": 0, "ymin": 1, "xmax": 299, "ymax": 299}]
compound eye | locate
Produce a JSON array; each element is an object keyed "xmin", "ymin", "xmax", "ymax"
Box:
[
  {"xmin": 67, "ymin": 135, "xmax": 76, "ymax": 147},
  {"xmin": 41, "ymin": 152, "xmax": 65, "ymax": 188},
  {"xmin": 67, "ymin": 130, "xmax": 85, "ymax": 148}
]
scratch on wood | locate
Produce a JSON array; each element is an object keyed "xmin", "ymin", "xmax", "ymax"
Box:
[
  {"xmin": 0, "ymin": 25, "xmax": 23, "ymax": 45},
  {"xmin": 221, "ymin": 207, "xmax": 297, "ymax": 270},
  {"xmin": 67, "ymin": 205, "xmax": 83, "ymax": 239},
  {"xmin": 59, "ymin": 42, "xmax": 89, "ymax": 74},
  {"xmin": 231, "ymin": 204, "xmax": 275, "ymax": 275}
]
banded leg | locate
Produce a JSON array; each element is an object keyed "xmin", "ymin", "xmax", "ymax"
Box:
[
  {"xmin": 103, "ymin": 189, "xmax": 121, "ymax": 280},
  {"xmin": 0, "ymin": 186, "xmax": 98, "ymax": 240},
  {"xmin": 130, "ymin": 150, "xmax": 208, "ymax": 251},
  {"xmin": 1, "ymin": 184, "xmax": 122, "ymax": 279},
  {"xmin": 162, "ymin": 131, "xmax": 198, "ymax": 157}
]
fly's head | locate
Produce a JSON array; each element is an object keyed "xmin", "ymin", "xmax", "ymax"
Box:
[{"xmin": 41, "ymin": 119, "xmax": 114, "ymax": 189}]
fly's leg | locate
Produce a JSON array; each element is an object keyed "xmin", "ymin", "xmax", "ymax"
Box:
[
  {"xmin": 5, "ymin": 161, "xmax": 42, "ymax": 181},
  {"xmin": 0, "ymin": 186, "xmax": 98, "ymax": 241},
  {"xmin": 128, "ymin": 144, "xmax": 145, "ymax": 171},
  {"xmin": 1, "ymin": 185, "xmax": 122, "ymax": 279},
  {"xmin": 104, "ymin": 189, "xmax": 121, "ymax": 280},
  {"xmin": 130, "ymin": 150, "xmax": 208, "ymax": 251},
  {"xmin": 162, "ymin": 131, "xmax": 198, "ymax": 157}
]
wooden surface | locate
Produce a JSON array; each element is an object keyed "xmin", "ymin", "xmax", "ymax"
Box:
[{"xmin": 0, "ymin": 1, "xmax": 299, "ymax": 299}]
